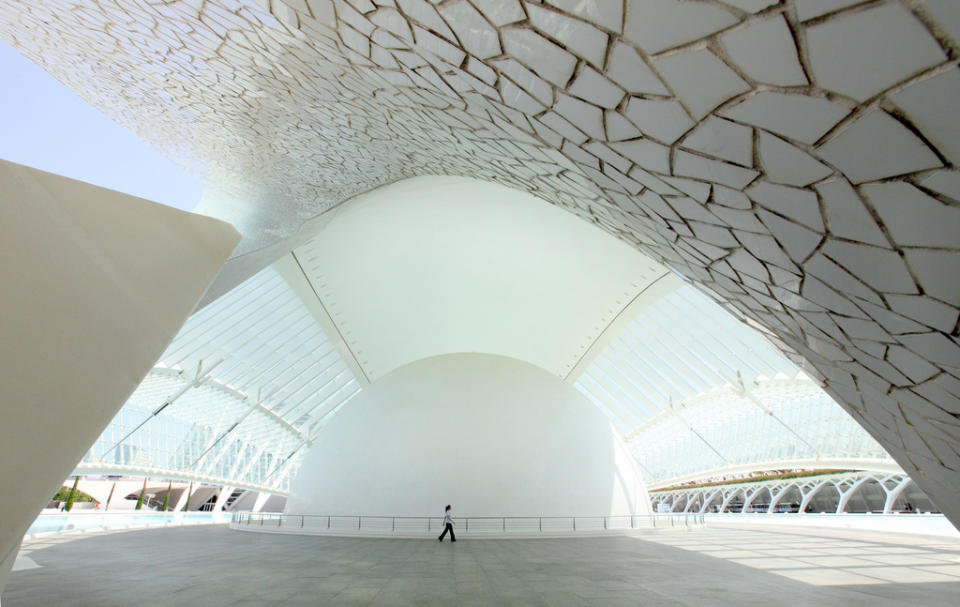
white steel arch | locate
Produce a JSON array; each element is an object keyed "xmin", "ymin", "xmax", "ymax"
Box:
[
  {"xmin": 78, "ymin": 264, "xmax": 362, "ymax": 494},
  {"xmin": 574, "ymin": 283, "xmax": 896, "ymax": 486}
]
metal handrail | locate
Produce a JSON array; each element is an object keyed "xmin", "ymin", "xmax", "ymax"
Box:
[{"xmin": 229, "ymin": 512, "xmax": 706, "ymax": 535}]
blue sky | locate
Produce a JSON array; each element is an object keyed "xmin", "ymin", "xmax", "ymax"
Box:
[{"xmin": 0, "ymin": 40, "xmax": 202, "ymax": 212}]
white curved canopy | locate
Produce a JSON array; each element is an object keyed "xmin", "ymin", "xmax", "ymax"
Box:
[{"xmin": 292, "ymin": 176, "xmax": 668, "ymax": 380}]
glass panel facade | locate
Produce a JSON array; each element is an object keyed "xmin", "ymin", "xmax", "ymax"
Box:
[
  {"xmin": 80, "ymin": 265, "xmax": 361, "ymax": 493},
  {"xmin": 575, "ymin": 285, "xmax": 893, "ymax": 485}
]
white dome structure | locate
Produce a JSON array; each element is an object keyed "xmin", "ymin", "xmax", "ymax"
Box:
[{"xmin": 286, "ymin": 354, "xmax": 649, "ymax": 518}]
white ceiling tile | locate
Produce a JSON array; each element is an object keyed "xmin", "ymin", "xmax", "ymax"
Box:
[
  {"xmin": 470, "ymin": 0, "xmax": 526, "ymax": 26},
  {"xmin": 501, "ymin": 27, "xmax": 577, "ymax": 87},
  {"xmin": 466, "ymin": 56, "xmax": 496, "ymax": 84},
  {"xmin": 624, "ymin": 0, "xmax": 739, "ymax": 54},
  {"xmin": 545, "ymin": 0, "xmax": 624, "ymax": 32},
  {"xmin": 561, "ymin": 140, "xmax": 600, "ymax": 169},
  {"xmin": 492, "ymin": 58, "xmax": 554, "ymax": 106},
  {"xmin": 527, "ymin": 2, "xmax": 609, "ymax": 68},
  {"xmin": 582, "ymin": 142, "xmax": 633, "ymax": 173},
  {"xmin": 652, "ymin": 48, "xmax": 750, "ymax": 120},
  {"xmin": 555, "ymin": 93, "xmax": 605, "ymax": 140},
  {"xmin": 897, "ymin": 331, "xmax": 960, "ymax": 366},
  {"xmin": 923, "ymin": 0, "xmax": 960, "ymax": 44},
  {"xmin": 605, "ymin": 42, "xmax": 670, "ymax": 95},
  {"xmin": 662, "ymin": 177, "xmax": 710, "ymax": 202},
  {"xmin": 499, "ymin": 78, "xmax": 547, "ymax": 114},
  {"xmin": 906, "ymin": 249, "xmax": 960, "ymax": 304},
  {"xmin": 822, "ymin": 239, "xmax": 917, "ymax": 295},
  {"xmin": 720, "ymin": 15, "xmax": 807, "ymax": 87},
  {"xmin": 720, "ymin": 0, "xmax": 779, "ymax": 12},
  {"xmin": 918, "ymin": 169, "xmax": 960, "ymax": 202},
  {"xmin": 795, "ymin": 0, "xmax": 867, "ymax": 22},
  {"xmin": 680, "ymin": 116, "xmax": 752, "ymax": 166},
  {"xmin": 413, "ymin": 25, "xmax": 465, "ymax": 65},
  {"xmin": 438, "ymin": 0, "xmax": 501, "ymax": 59},
  {"xmin": 816, "ymin": 110, "xmax": 942, "ymax": 184},
  {"xmin": 712, "ymin": 185, "xmax": 752, "ymax": 210},
  {"xmin": 886, "ymin": 295, "xmax": 959, "ymax": 333},
  {"xmin": 623, "ymin": 97, "xmax": 694, "ymax": 144},
  {"xmin": 396, "ymin": 0, "xmax": 456, "ymax": 40},
  {"xmin": 805, "ymin": 2, "xmax": 945, "ymax": 102},
  {"xmin": 609, "ymin": 139, "xmax": 671, "ymax": 173},
  {"xmin": 628, "ymin": 167, "xmax": 681, "ymax": 195},
  {"xmin": 747, "ymin": 181, "xmax": 824, "ymax": 231},
  {"xmin": 757, "ymin": 131, "xmax": 832, "ymax": 187},
  {"xmin": 805, "ymin": 252, "xmax": 885, "ymax": 306},
  {"xmin": 539, "ymin": 110, "xmax": 589, "ymax": 144},
  {"xmin": 605, "ymin": 111, "xmax": 643, "ymax": 141},
  {"xmin": 862, "ymin": 181, "xmax": 960, "ymax": 248},
  {"xmin": 567, "ymin": 67, "xmax": 625, "ymax": 109},
  {"xmin": 719, "ymin": 92, "xmax": 850, "ymax": 144},
  {"xmin": 891, "ymin": 68, "xmax": 960, "ymax": 166},
  {"xmin": 674, "ymin": 150, "xmax": 759, "ymax": 189},
  {"xmin": 815, "ymin": 178, "xmax": 888, "ymax": 247},
  {"xmin": 887, "ymin": 345, "xmax": 940, "ymax": 384}
]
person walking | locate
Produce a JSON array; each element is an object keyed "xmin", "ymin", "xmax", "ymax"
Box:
[{"xmin": 438, "ymin": 504, "xmax": 456, "ymax": 542}]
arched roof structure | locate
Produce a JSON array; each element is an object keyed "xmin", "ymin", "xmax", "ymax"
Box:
[{"xmin": 2, "ymin": 0, "xmax": 958, "ymax": 524}]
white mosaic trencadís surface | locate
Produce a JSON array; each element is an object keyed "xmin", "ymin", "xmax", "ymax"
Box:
[{"xmin": 1, "ymin": 0, "xmax": 958, "ymax": 523}]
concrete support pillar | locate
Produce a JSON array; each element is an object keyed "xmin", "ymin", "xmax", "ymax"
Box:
[
  {"xmin": 213, "ymin": 486, "xmax": 235, "ymax": 512},
  {"xmin": 252, "ymin": 492, "xmax": 272, "ymax": 513},
  {"xmin": 836, "ymin": 477, "xmax": 870, "ymax": 514},
  {"xmin": 768, "ymin": 483, "xmax": 796, "ymax": 514},
  {"xmin": 172, "ymin": 483, "xmax": 193, "ymax": 512},
  {"xmin": 798, "ymin": 481, "xmax": 829, "ymax": 514},
  {"xmin": 883, "ymin": 478, "xmax": 913, "ymax": 514},
  {"xmin": 0, "ymin": 160, "xmax": 239, "ymax": 597}
]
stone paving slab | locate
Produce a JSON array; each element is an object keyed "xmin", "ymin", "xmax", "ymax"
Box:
[{"xmin": 4, "ymin": 525, "xmax": 960, "ymax": 606}]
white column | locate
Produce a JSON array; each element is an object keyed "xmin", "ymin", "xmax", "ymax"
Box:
[
  {"xmin": 172, "ymin": 483, "xmax": 193, "ymax": 512},
  {"xmin": 252, "ymin": 492, "xmax": 272, "ymax": 513},
  {"xmin": 213, "ymin": 486, "xmax": 235, "ymax": 512}
]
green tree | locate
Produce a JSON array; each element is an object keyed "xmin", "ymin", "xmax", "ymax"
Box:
[
  {"xmin": 161, "ymin": 481, "xmax": 172, "ymax": 512},
  {"xmin": 64, "ymin": 476, "xmax": 80, "ymax": 512},
  {"xmin": 135, "ymin": 477, "xmax": 148, "ymax": 510}
]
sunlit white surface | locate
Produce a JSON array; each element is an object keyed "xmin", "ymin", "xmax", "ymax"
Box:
[
  {"xmin": 288, "ymin": 354, "xmax": 650, "ymax": 517},
  {"xmin": 294, "ymin": 176, "xmax": 668, "ymax": 382}
]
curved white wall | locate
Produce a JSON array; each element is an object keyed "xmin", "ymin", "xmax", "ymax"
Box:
[{"xmin": 286, "ymin": 354, "xmax": 649, "ymax": 518}]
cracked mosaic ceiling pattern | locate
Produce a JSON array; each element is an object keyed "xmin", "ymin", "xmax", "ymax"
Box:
[{"xmin": 1, "ymin": 0, "xmax": 958, "ymax": 523}]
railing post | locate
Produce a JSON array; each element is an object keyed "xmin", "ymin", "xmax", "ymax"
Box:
[
  {"xmin": 603, "ymin": 516, "xmax": 607, "ymax": 530},
  {"xmin": 502, "ymin": 517, "xmax": 506, "ymax": 532},
  {"xmin": 466, "ymin": 518, "xmax": 469, "ymax": 533},
  {"xmin": 539, "ymin": 517, "xmax": 541, "ymax": 532},
  {"xmin": 573, "ymin": 517, "xmax": 576, "ymax": 531},
  {"xmin": 301, "ymin": 515, "xmax": 304, "ymax": 528},
  {"xmin": 392, "ymin": 517, "xmax": 395, "ymax": 532},
  {"xmin": 327, "ymin": 515, "xmax": 330, "ymax": 529},
  {"xmin": 428, "ymin": 518, "xmax": 431, "ymax": 532},
  {"xmin": 358, "ymin": 516, "xmax": 362, "ymax": 530},
  {"xmin": 260, "ymin": 514, "xmax": 263, "ymax": 526}
]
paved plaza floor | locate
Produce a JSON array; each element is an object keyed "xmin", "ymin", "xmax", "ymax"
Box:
[{"xmin": 5, "ymin": 524, "xmax": 960, "ymax": 606}]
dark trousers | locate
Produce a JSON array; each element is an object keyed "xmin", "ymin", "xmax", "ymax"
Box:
[{"xmin": 438, "ymin": 523, "xmax": 455, "ymax": 541}]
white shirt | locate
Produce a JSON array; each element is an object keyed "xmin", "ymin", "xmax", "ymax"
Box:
[{"xmin": 443, "ymin": 511, "xmax": 452, "ymax": 525}]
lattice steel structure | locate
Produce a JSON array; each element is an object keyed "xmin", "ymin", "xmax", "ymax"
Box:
[
  {"xmin": 575, "ymin": 284, "xmax": 895, "ymax": 487},
  {"xmin": 651, "ymin": 471, "xmax": 938, "ymax": 515},
  {"xmin": 78, "ymin": 265, "xmax": 361, "ymax": 494}
]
